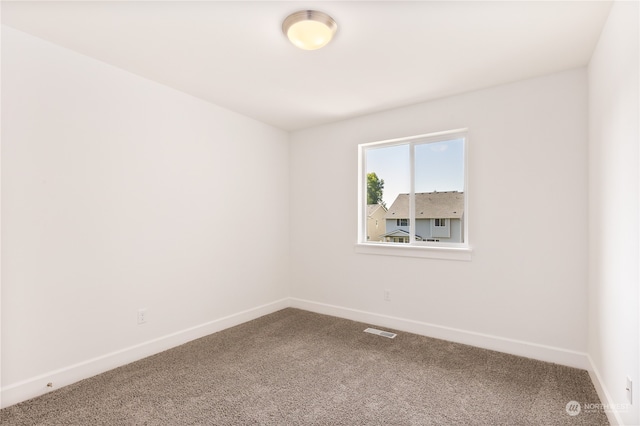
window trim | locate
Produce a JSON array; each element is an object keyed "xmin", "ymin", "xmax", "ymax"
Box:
[
  {"xmin": 354, "ymin": 242, "xmax": 472, "ymax": 261},
  {"xmin": 357, "ymin": 128, "xmax": 471, "ymax": 260}
]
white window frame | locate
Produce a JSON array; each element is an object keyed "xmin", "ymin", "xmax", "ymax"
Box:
[{"xmin": 356, "ymin": 129, "xmax": 471, "ymax": 261}]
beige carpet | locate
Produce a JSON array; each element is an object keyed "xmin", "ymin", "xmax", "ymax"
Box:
[{"xmin": 1, "ymin": 308, "xmax": 608, "ymax": 425}]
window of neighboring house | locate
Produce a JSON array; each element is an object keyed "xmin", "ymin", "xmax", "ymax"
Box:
[
  {"xmin": 357, "ymin": 129, "xmax": 470, "ymax": 260},
  {"xmin": 391, "ymin": 237, "xmax": 408, "ymax": 243}
]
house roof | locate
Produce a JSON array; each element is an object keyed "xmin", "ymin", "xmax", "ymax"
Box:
[
  {"xmin": 380, "ymin": 229, "xmax": 424, "ymax": 241},
  {"xmin": 386, "ymin": 191, "xmax": 464, "ymax": 219},
  {"xmin": 367, "ymin": 204, "xmax": 387, "ymax": 217}
]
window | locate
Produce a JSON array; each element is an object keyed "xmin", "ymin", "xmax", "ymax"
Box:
[
  {"xmin": 357, "ymin": 129, "xmax": 469, "ymax": 258},
  {"xmin": 431, "ymin": 217, "xmax": 450, "ymax": 238}
]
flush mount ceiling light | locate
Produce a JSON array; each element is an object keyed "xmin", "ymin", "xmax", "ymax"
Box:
[{"xmin": 282, "ymin": 10, "xmax": 337, "ymax": 50}]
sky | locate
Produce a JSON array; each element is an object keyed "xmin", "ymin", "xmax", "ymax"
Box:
[{"xmin": 365, "ymin": 138, "xmax": 464, "ymax": 208}]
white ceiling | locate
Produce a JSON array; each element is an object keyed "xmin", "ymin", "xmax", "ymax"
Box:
[{"xmin": 2, "ymin": 1, "xmax": 612, "ymax": 131}]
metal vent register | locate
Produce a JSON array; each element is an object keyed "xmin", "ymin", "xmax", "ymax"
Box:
[{"xmin": 364, "ymin": 328, "xmax": 397, "ymax": 339}]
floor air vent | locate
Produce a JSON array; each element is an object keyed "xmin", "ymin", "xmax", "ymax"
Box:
[{"xmin": 364, "ymin": 328, "xmax": 397, "ymax": 339}]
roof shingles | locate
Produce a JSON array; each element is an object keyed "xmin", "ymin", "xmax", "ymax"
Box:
[{"xmin": 386, "ymin": 191, "xmax": 464, "ymax": 219}]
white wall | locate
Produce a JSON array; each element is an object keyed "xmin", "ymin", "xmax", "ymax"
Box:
[
  {"xmin": 1, "ymin": 27, "xmax": 290, "ymax": 406},
  {"xmin": 588, "ymin": 1, "xmax": 639, "ymax": 425},
  {"xmin": 290, "ymin": 69, "xmax": 589, "ymax": 366}
]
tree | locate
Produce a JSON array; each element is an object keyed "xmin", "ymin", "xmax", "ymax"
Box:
[{"xmin": 367, "ymin": 172, "xmax": 385, "ymax": 206}]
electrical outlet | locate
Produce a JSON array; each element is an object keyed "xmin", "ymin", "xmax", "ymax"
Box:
[
  {"xmin": 137, "ymin": 308, "xmax": 147, "ymax": 325},
  {"xmin": 384, "ymin": 289, "xmax": 391, "ymax": 302},
  {"xmin": 626, "ymin": 377, "xmax": 633, "ymax": 404}
]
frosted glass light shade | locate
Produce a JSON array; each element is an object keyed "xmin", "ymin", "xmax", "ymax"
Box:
[{"xmin": 283, "ymin": 10, "xmax": 337, "ymax": 50}]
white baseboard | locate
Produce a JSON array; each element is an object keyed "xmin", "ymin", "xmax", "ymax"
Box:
[
  {"xmin": 0, "ymin": 298, "xmax": 289, "ymax": 409},
  {"xmin": 289, "ymin": 298, "xmax": 590, "ymax": 370},
  {"xmin": 587, "ymin": 355, "xmax": 625, "ymax": 426},
  {"xmin": 1, "ymin": 297, "xmax": 594, "ymax": 410}
]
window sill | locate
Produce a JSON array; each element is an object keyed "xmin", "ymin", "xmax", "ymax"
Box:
[{"xmin": 355, "ymin": 243, "xmax": 472, "ymax": 261}]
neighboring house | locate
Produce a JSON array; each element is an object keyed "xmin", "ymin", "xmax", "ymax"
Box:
[
  {"xmin": 366, "ymin": 204, "xmax": 387, "ymax": 242},
  {"xmin": 383, "ymin": 191, "xmax": 464, "ymax": 243}
]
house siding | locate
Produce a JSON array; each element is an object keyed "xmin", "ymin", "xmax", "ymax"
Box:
[
  {"xmin": 385, "ymin": 218, "xmax": 463, "ymax": 242},
  {"xmin": 366, "ymin": 205, "xmax": 387, "ymax": 242}
]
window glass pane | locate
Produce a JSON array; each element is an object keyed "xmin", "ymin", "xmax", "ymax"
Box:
[
  {"xmin": 365, "ymin": 144, "xmax": 409, "ymax": 243},
  {"xmin": 414, "ymin": 139, "xmax": 464, "ymax": 193},
  {"xmin": 415, "ymin": 138, "xmax": 465, "ymax": 243}
]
